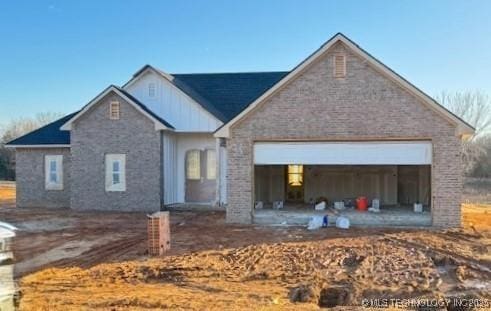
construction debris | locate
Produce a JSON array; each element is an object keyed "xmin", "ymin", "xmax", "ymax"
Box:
[
  {"xmin": 372, "ymin": 199, "xmax": 380, "ymax": 210},
  {"xmin": 368, "ymin": 199, "xmax": 380, "ymax": 213},
  {"xmin": 273, "ymin": 201, "xmax": 284, "ymax": 209},
  {"xmin": 334, "ymin": 201, "xmax": 345, "ymax": 210},
  {"xmin": 314, "ymin": 201, "xmax": 326, "ymax": 210},
  {"xmin": 335, "ymin": 216, "xmax": 350, "ymax": 229},
  {"xmin": 414, "ymin": 203, "xmax": 423, "ymax": 213},
  {"xmin": 307, "ymin": 216, "xmax": 324, "ymax": 230}
]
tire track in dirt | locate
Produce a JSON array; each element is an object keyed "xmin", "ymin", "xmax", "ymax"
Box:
[
  {"xmin": 49, "ymin": 236, "xmax": 147, "ymax": 269},
  {"xmin": 387, "ymin": 236, "xmax": 491, "ymax": 276}
]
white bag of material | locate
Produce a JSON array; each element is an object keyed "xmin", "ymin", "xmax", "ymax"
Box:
[
  {"xmin": 255, "ymin": 201, "xmax": 263, "ymax": 209},
  {"xmin": 315, "ymin": 201, "xmax": 326, "ymax": 210},
  {"xmin": 307, "ymin": 216, "xmax": 324, "ymax": 230},
  {"xmin": 336, "ymin": 216, "xmax": 350, "ymax": 229},
  {"xmin": 414, "ymin": 203, "xmax": 423, "ymax": 213},
  {"xmin": 273, "ymin": 201, "xmax": 284, "ymax": 209},
  {"xmin": 334, "ymin": 201, "xmax": 345, "ymax": 210},
  {"xmin": 372, "ymin": 199, "xmax": 380, "ymax": 210},
  {"xmin": 368, "ymin": 199, "xmax": 380, "ymax": 213}
]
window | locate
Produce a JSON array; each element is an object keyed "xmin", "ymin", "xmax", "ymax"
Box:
[
  {"xmin": 45, "ymin": 155, "xmax": 63, "ymax": 190},
  {"xmin": 206, "ymin": 149, "xmax": 216, "ymax": 180},
  {"xmin": 105, "ymin": 154, "xmax": 126, "ymax": 191},
  {"xmin": 109, "ymin": 101, "xmax": 120, "ymax": 120},
  {"xmin": 148, "ymin": 83, "xmax": 156, "ymax": 97},
  {"xmin": 186, "ymin": 150, "xmax": 201, "ymax": 180},
  {"xmin": 288, "ymin": 165, "xmax": 303, "ymax": 186},
  {"xmin": 333, "ymin": 54, "xmax": 346, "ymax": 78}
]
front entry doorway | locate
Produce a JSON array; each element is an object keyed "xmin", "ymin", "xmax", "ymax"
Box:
[{"xmin": 185, "ymin": 149, "xmax": 216, "ymax": 202}]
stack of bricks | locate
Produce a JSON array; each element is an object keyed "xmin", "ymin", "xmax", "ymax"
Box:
[{"xmin": 147, "ymin": 211, "xmax": 170, "ymax": 256}]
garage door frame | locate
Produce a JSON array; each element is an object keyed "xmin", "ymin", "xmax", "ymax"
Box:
[{"xmin": 253, "ymin": 140, "xmax": 433, "ymax": 165}]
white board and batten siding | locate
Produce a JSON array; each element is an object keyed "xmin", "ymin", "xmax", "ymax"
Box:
[
  {"xmin": 162, "ymin": 132, "xmax": 178, "ymax": 205},
  {"xmin": 125, "ymin": 71, "xmax": 223, "ymax": 132},
  {"xmin": 254, "ymin": 141, "xmax": 432, "ymax": 165}
]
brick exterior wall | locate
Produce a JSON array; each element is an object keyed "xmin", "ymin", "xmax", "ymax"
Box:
[
  {"xmin": 16, "ymin": 148, "xmax": 71, "ymax": 208},
  {"xmin": 226, "ymin": 42, "xmax": 463, "ymax": 227},
  {"xmin": 70, "ymin": 91, "xmax": 162, "ymax": 212}
]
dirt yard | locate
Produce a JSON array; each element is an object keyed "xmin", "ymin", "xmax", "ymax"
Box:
[{"xmin": 0, "ymin": 182, "xmax": 490, "ymax": 310}]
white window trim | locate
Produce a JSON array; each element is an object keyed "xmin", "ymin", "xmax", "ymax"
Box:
[
  {"xmin": 45, "ymin": 155, "xmax": 63, "ymax": 190},
  {"xmin": 206, "ymin": 149, "xmax": 216, "ymax": 180},
  {"xmin": 105, "ymin": 154, "xmax": 126, "ymax": 192}
]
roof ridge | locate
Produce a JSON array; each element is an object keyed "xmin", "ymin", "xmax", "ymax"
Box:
[{"xmin": 172, "ymin": 71, "xmax": 290, "ymax": 76}]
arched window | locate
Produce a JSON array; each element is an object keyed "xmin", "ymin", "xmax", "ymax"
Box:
[{"xmin": 186, "ymin": 150, "xmax": 201, "ymax": 180}]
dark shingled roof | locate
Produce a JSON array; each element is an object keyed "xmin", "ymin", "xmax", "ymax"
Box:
[
  {"xmin": 5, "ymin": 112, "xmax": 77, "ymax": 146},
  {"xmin": 173, "ymin": 71, "xmax": 289, "ymax": 122},
  {"xmin": 6, "ymin": 86, "xmax": 176, "ymax": 146},
  {"xmin": 6, "ymin": 71, "xmax": 289, "ymax": 146}
]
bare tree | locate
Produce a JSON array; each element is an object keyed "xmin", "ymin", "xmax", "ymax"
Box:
[
  {"xmin": 436, "ymin": 90, "xmax": 491, "ymax": 137},
  {"xmin": 472, "ymin": 135, "xmax": 491, "ymax": 178},
  {"xmin": 0, "ymin": 112, "xmax": 62, "ymax": 180},
  {"xmin": 1, "ymin": 112, "xmax": 62, "ymax": 143},
  {"xmin": 435, "ymin": 90, "xmax": 491, "ymax": 175}
]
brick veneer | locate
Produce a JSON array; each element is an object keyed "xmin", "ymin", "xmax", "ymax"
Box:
[
  {"xmin": 16, "ymin": 148, "xmax": 71, "ymax": 208},
  {"xmin": 226, "ymin": 42, "xmax": 462, "ymax": 227},
  {"xmin": 70, "ymin": 92, "xmax": 162, "ymax": 212}
]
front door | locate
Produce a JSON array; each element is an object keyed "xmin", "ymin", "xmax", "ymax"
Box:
[{"xmin": 185, "ymin": 149, "xmax": 216, "ymax": 202}]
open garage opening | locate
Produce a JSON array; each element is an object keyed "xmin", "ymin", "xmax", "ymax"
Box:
[
  {"xmin": 254, "ymin": 164, "xmax": 431, "ymax": 209},
  {"xmin": 252, "ymin": 141, "xmax": 433, "ymax": 226}
]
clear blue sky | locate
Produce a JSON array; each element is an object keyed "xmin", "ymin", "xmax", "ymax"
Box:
[{"xmin": 0, "ymin": 0, "xmax": 490, "ymax": 125}]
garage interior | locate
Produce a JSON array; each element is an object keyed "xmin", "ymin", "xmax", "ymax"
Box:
[{"xmin": 252, "ymin": 141, "xmax": 433, "ymax": 226}]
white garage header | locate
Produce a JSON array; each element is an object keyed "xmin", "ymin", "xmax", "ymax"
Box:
[{"xmin": 254, "ymin": 141, "xmax": 432, "ymax": 165}]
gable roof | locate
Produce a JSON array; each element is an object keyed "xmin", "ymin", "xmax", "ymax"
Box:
[
  {"xmin": 5, "ymin": 112, "xmax": 76, "ymax": 147},
  {"xmin": 6, "ymin": 85, "xmax": 176, "ymax": 147},
  {"xmin": 6, "ymin": 72, "xmax": 286, "ymax": 147},
  {"xmin": 7, "ymin": 33, "xmax": 475, "ymax": 147},
  {"xmin": 123, "ymin": 65, "xmax": 228, "ymax": 122},
  {"xmin": 214, "ymin": 33, "xmax": 475, "ymax": 138},
  {"xmin": 124, "ymin": 65, "xmax": 288, "ymax": 123},
  {"xmin": 60, "ymin": 85, "xmax": 174, "ymax": 131}
]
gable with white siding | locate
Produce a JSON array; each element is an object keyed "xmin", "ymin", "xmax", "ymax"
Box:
[{"xmin": 124, "ymin": 70, "xmax": 223, "ymax": 132}]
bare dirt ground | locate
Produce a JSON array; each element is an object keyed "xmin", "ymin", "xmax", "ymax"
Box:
[{"xmin": 0, "ymin": 181, "xmax": 490, "ymax": 310}]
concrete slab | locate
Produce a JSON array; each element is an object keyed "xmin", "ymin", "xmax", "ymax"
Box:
[
  {"xmin": 164, "ymin": 203, "xmax": 225, "ymax": 212},
  {"xmin": 253, "ymin": 205, "xmax": 432, "ymax": 227}
]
